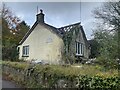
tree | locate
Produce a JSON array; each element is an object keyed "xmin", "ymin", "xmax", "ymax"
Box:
[
  {"xmin": 2, "ymin": 4, "xmax": 29, "ymax": 61},
  {"xmin": 93, "ymin": 2, "xmax": 120, "ymax": 30},
  {"xmin": 2, "ymin": 4, "xmax": 21, "ymax": 29},
  {"xmin": 88, "ymin": 39, "xmax": 100, "ymax": 58},
  {"xmin": 92, "ymin": 2, "xmax": 119, "ymax": 68}
]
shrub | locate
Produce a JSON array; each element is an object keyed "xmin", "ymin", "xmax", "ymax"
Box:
[{"xmin": 95, "ymin": 56, "xmax": 119, "ymax": 69}]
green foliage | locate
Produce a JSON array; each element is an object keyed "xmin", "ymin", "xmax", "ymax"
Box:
[
  {"xmin": 2, "ymin": 18, "xmax": 29, "ymax": 61},
  {"xmin": 62, "ymin": 25, "xmax": 80, "ymax": 64},
  {"xmin": 3, "ymin": 61, "xmax": 119, "ymax": 89},
  {"xmin": 93, "ymin": 30, "xmax": 118, "ymax": 69},
  {"xmin": 3, "ymin": 61, "xmax": 118, "ymax": 77},
  {"xmin": 2, "ymin": 61, "xmax": 29, "ymax": 70},
  {"xmin": 89, "ymin": 39, "xmax": 100, "ymax": 58},
  {"xmin": 2, "ymin": 4, "xmax": 29, "ymax": 61},
  {"xmin": 92, "ymin": 2, "xmax": 120, "ymax": 69},
  {"xmin": 96, "ymin": 57, "xmax": 118, "ymax": 69}
]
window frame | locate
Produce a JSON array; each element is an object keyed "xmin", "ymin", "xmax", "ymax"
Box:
[
  {"xmin": 22, "ymin": 45, "xmax": 29, "ymax": 57},
  {"xmin": 75, "ymin": 42, "xmax": 84, "ymax": 56}
]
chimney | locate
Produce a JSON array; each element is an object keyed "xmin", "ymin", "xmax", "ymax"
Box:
[{"xmin": 36, "ymin": 9, "xmax": 44, "ymax": 23}]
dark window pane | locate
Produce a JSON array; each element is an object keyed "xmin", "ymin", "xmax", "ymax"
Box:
[
  {"xmin": 23, "ymin": 46, "xmax": 29, "ymax": 56},
  {"xmin": 81, "ymin": 44, "xmax": 83, "ymax": 54},
  {"xmin": 76, "ymin": 42, "xmax": 77, "ymax": 54},
  {"xmin": 23, "ymin": 46, "xmax": 25, "ymax": 55},
  {"xmin": 78, "ymin": 43, "xmax": 80, "ymax": 54}
]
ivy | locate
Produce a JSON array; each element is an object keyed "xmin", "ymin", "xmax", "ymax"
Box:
[{"xmin": 62, "ymin": 25, "xmax": 80, "ymax": 64}]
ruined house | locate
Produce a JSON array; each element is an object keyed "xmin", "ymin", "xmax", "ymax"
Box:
[{"xmin": 18, "ymin": 10, "xmax": 90, "ymax": 64}]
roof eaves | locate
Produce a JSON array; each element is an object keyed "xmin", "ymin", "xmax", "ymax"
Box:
[
  {"xmin": 18, "ymin": 21, "xmax": 38, "ymax": 45},
  {"xmin": 40, "ymin": 23, "xmax": 63, "ymax": 38}
]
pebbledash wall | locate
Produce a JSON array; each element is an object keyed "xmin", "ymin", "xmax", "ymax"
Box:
[{"xmin": 18, "ymin": 24, "xmax": 64, "ymax": 65}]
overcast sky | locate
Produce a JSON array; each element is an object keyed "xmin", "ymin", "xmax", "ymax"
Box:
[{"xmin": 5, "ymin": 2, "xmax": 104, "ymax": 40}]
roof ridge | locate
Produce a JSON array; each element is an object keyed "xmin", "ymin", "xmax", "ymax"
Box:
[
  {"xmin": 18, "ymin": 22, "xmax": 82, "ymax": 45},
  {"xmin": 58, "ymin": 22, "xmax": 81, "ymax": 29}
]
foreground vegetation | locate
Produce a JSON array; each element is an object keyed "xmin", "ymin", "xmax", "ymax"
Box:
[
  {"xmin": 2, "ymin": 61, "xmax": 119, "ymax": 89},
  {"xmin": 3, "ymin": 61, "xmax": 118, "ymax": 78}
]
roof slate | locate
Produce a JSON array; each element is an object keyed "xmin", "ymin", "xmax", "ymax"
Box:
[{"xmin": 18, "ymin": 21, "xmax": 87, "ymax": 45}]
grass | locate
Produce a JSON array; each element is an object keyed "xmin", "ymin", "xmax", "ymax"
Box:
[
  {"xmin": 35, "ymin": 64, "xmax": 118, "ymax": 78},
  {"xmin": 2, "ymin": 61, "xmax": 29, "ymax": 70},
  {"xmin": 2, "ymin": 61, "xmax": 119, "ymax": 88},
  {"xmin": 2, "ymin": 61, "xmax": 119, "ymax": 78}
]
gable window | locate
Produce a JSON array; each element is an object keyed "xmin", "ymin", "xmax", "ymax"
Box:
[
  {"xmin": 75, "ymin": 42, "xmax": 83, "ymax": 56},
  {"xmin": 22, "ymin": 45, "xmax": 29, "ymax": 56}
]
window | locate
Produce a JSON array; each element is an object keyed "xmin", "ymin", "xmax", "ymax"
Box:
[
  {"xmin": 17, "ymin": 47, "xmax": 20, "ymax": 52},
  {"xmin": 75, "ymin": 42, "xmax": 83, "ymax": 56},
  {"xmin": 22, "ymin": 45, "xmax": 29, "ymax": 56}
]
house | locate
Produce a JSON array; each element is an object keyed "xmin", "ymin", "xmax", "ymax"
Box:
[{"xmin": 18, "ymin": 9, "xmax": 90, "ymax": 64}]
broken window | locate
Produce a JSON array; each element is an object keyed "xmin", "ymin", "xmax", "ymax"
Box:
[{"xmin": 75, "ymin": 42, "xmax": 83, "ymax": 56}]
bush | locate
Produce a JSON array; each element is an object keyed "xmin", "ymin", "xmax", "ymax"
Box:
[
  {"xmin": 96, "ymin": 56, "xmax": 119, "ymax": 69},
  {"xmin": 2, "ymin": 46, "xmax": 19, "ymax": 61}
]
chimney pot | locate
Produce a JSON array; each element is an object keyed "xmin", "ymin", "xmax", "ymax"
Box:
[{"xmin": 36, "ymin": 9, "xmax": 44, "ymax": 23}]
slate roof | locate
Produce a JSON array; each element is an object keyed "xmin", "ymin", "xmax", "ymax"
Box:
[
  {"xmin": 19, "ymin": 21, "xmax": 61, "ymax": 45},
  {"xmin": 19, "ymin": 21, "xmax": 88, "ymax": 46}
]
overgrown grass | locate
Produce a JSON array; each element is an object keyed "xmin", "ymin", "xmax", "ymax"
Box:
[
  {"xmin": 2, "ymin": 61, "xmax": 119, "ymax": 89},
  {"xmin": 36, "ymin": 64, "xmax": 118, "ymax": 78},
  {"xmin": 2, "ymin": 61, "xmax": 29, "ymax": 70},
  {"xmin": 2, "ymin": 61, "xmax": 118, "ymax": 78}
]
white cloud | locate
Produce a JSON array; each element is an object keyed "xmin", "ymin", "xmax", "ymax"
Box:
[{"xmin": 4, "ymin": 2, "xmax": 104, "ymax": 39}]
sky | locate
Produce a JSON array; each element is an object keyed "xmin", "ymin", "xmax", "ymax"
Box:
[{"xmin": 5, "ymin": 2, "xmax": 104, "ymax": 40}]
